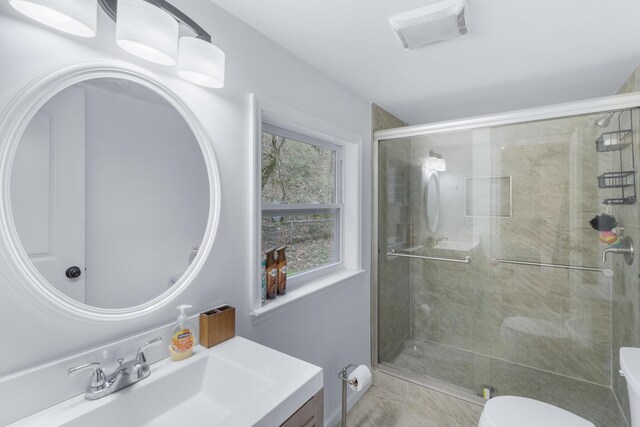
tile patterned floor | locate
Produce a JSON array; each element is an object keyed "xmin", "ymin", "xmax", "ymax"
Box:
[
  {"xmin": 341, "ymin": 371, "xmax": 482, "ymax": 427},
  {"xmin": 377, "ymin": 338, "xmax": 628, "ymax": 427}
]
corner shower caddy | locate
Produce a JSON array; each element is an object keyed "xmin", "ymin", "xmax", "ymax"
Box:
[{"xmin": 596, "ymin": 109, "xmax": 637, "ymax": 205}]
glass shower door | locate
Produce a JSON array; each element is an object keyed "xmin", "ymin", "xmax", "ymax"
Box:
[{"xmin": 377, "ymin": 108, "xmax": 637, "ymax": 427}]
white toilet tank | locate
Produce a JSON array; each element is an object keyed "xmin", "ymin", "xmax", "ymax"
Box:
[{"xmin": 621, "ymin": 347, "xmax": 640, "ymax": 427}]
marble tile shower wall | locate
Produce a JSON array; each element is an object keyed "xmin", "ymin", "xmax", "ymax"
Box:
[
  {"xmin": 374, "ymin": 104, "xmax": 412, "ymax": 362},
  {"xmin": 408, "ymin": 114, "xmax": 615, "ymax": 387},
  {"xmin": 612, "ymin": 65, "xmax": 640, "ymax": 423}
]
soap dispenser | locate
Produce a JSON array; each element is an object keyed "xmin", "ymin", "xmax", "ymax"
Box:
[{"xmin": 169, "ymin": 304, "xmax": 196, "ymax": 361}]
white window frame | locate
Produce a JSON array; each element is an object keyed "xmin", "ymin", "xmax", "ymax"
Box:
[
  {"xmin": 250, "ymin": 94, "xmax": 362, "ymax": 315},
  {"xmin": 261, "ymin": 123, "xmax": 344, "ymax": 281}
]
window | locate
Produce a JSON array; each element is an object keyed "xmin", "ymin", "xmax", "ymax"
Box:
[
  {"xmin": 261, "ymin": 124, "xmax": 343, "ymax": 278},
  {"xmin": 250, "ymin": 95, "xmax": 362, "ymax": 315}
]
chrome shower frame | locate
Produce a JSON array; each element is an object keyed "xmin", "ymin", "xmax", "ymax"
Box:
[{"xmin": 371, "ymin": 91, "xmax": 640, "ymax": 403}]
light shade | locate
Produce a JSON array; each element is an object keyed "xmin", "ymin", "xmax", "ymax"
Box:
[
  {"xmin": 116, "ymin": 0, "xmax": 178, "ymax": 65},
  {"xmin": 424, "ymin": 156, "xmax": 446, "ymax": 172},
  {"xmin": 9, "ymin": 0, "xmax": 97, "ymax": 37},
  {"xmin": 177, "ymin": 37, "xmax": 225, "ymax": 88}
]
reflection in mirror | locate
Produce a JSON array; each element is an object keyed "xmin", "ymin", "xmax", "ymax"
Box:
[
  {"xmin": 10, "ymin": 78, "xmax": 209, "ymax": 309},
  {"xmin": 425, "ymin": 171, "xmax": 440, "ymax": 232}
]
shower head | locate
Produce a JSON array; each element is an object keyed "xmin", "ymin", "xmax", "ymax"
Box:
[{"xmin": 595, "ymin": 111, "xmax": 615, "ymax": 128}]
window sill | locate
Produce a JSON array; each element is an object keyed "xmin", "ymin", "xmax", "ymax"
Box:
[{"xmin": 249, "ymin": 269, "xmax": 365, "ymax": 324}]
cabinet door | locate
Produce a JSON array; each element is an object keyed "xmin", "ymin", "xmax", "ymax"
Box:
[{"xmin": 280, "ymin": 389, "xmax": 323, "ymax": 427}]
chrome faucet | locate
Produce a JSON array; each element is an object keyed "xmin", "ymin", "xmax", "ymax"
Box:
[
  {"xmin": 68, "ymin": 337, "xmax": 163, "ymax": 400},
  {"xmin": 602, "ymin": 236, "xmax": 634, "ymax": 265}
]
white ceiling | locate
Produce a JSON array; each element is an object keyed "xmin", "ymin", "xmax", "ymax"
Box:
[{"xmin": 210, "ymin": 0, "xmax": 640, "ymax": 125}]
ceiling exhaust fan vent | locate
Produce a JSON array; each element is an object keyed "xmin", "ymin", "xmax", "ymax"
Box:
[{"xmin": 389, "ymin": 0, "xmax": 470, "ymax": 50}]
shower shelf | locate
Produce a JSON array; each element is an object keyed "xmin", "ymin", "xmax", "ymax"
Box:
[
  {"xmin": 597, "ymin": 171, "xmax": 635, "ymax": 189},
  {"xmin": 603, "ymin": 196, "xmax": 636, "ymax": 205},
  {"xmin": 595, "ymin": 129, "xmax": 632, "ymax": 152},
  {"xmin": 595, "ymin": 110, "xmax": 636, "ymax": 205}
]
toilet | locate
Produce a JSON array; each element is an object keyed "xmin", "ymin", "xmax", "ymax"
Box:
[
  {"xmin": 478, "ymin": 346, "xmax": 640, "ymax": 427},
  {"xmin": 478, "ymin": 396, "xmax": 594, "ymax": 427},
  {"xmin": 621, "ymin": 347, "xmax": 640, "ymax": 427}
]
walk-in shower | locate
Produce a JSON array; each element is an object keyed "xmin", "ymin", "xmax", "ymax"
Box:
[{"xmin": 373, "ymin": 93, "xmax": 640, "ymax": 427}]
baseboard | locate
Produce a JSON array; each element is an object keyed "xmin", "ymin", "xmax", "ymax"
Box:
[{"xmin": 325, "ymin": 382, "xmax": 372, "ymax": 427}]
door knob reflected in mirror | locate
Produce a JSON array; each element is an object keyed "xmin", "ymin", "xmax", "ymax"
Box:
[{"xmin": 65, "ymin": 266, "xmax": 82, "ymax": 279}]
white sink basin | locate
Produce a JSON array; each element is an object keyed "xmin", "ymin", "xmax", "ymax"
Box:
[{"xmin": 10, "ymin": 337, "xmax": 323, "ymax": 427}]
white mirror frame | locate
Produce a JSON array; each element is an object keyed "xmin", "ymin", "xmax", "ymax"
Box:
[{"xmin": 0, "ymin": 61, "xmax": 221, "ymax": 322}]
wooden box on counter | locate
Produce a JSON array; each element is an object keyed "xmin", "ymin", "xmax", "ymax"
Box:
[{"xmin": 199, "ymin": 305, "xmax": 235, "ymax": 348}]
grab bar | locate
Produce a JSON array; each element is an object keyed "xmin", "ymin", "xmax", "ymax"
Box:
[
  {"xmin": 387, "ymin": 249, "xmax": 472, "ymax": 264},
  {"xmin": 490, "ymin": 258, "xmax": 613, "ymax": 277}
]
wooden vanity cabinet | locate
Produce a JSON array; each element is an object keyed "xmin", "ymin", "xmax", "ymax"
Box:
[{"xmin": 280, "ymin": 389, "xmax": 324, "ymax": 427}]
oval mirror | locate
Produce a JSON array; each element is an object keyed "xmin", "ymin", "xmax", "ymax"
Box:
[
  {"xmin": 10, "ymin": 77, "xmax": 210, "ymax": 310},
  {"xmin": 425, "ymin": 171, "xmax": 440, "ymax": 232}
]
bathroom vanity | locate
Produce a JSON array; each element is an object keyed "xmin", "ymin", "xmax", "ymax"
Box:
[
  {"xmin": 281, "ymin": 390, "xmax": 324, "ymax": 427},
  {"xmin": 8, "ymin": 336, "xmax": 323, "ymax": 426}
]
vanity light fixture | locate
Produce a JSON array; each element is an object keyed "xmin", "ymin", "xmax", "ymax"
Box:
[
  {"xmin": 115, "ymin": 0, "xmax": 179, "ymax": 65},
  {"xmin": 99, "ymin": 0, "xmax": 226, "ymax": 87},
  {"xmin": 9, "ymin": 0, "xmax": 98, "ymax": 37},
  {"xmin": 177, "ymin": 37, "xmax": 225, "ymax": 88},
  {"xmin": 11, "ymin": 0, "xmax": 226, "ymax": 88}
]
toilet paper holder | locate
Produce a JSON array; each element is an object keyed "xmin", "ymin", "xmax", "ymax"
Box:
[
  {"xmin": 338, "ymin": 363, "xmax": 359, "ymax": 387},
  {"xmin": 338, "ymin": 363, "xmax": 372, "ymax": 427},
  {"xmin": 338, "ymin": 364, "xmax": 358, "ymax": 427}
]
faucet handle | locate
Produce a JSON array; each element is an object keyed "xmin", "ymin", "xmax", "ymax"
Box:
[
  {"xmin": 68, "ymin": 362, "xmax": 106, "ymax": 388},
  {"xmin": 136, "ymin": 336, "xmax": 163, "ymax": 363}
]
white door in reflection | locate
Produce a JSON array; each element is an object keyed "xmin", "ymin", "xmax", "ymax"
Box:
[{"xmin": 11, "ymin": 86, "xmax": 86, "ymax": 302}]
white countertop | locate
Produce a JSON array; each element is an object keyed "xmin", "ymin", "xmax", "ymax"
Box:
[{"xmin": 10, "ymin": 337, "xmax": 323, "ymax": 427}]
